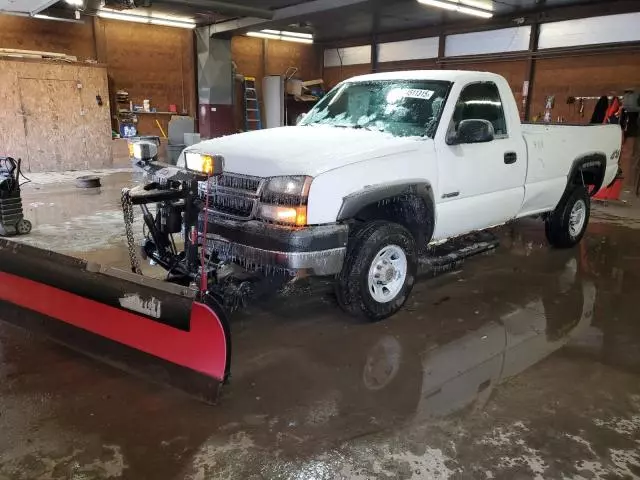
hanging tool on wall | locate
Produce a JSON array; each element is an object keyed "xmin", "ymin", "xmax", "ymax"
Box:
[{"xmin": 243, "ymin": 76, "xmax": 262, "ymax": 131}]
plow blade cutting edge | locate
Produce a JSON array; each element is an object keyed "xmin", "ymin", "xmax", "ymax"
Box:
[{"xmin": 0, "ymin": 239, "xmax": 231, "ymax": 403}]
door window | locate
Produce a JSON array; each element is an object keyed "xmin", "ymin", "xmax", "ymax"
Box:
[{"xmin": 450, "ymin": 82, "xmax": 508, "ymax": 138}]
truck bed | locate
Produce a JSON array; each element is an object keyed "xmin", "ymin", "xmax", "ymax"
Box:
[{"xmin": 517, "ymin": 123, "xmax": 621, "ymax": 217}]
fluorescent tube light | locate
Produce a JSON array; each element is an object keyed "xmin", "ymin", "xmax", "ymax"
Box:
[
  {"xmin": 247, "ymin": 30, "xmax": 314, "ymax": 44},
  {"xmin": 150, "ymin": 18, "xmax": 196, "ymax": 28},
  {"xmin": 279, "ymin": 36, "xmax": 313, "ymax": 44},
  {"xmin": 247, "ymin": 32, "xmax": 282, "ymax": 40},
  {"xmin": 417, "ymin": 0, "xmax": 493, "ymax": 18},
  {"xmin": 97, "ymin": 10, "xmax": 148, "ymax": 23},
  {"xmin": 97, "ymin": 8, "xmax": 196, "ymax": 28},
  {"xmin": 261, "ymin": 29, "xmax": 313, "ymax": 39},
  {"xmin": 280, "ymin": 30, "xmax": 314, "ymax": 39}
]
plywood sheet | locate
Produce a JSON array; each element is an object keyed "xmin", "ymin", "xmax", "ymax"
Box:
[
  {"xmin": 0, "ymin": 58, "xmax": 112, "ymax": 172},
  {"xmin": 20, "ymin": 77, "xmax": 87, "ymax": 171},
  {"xmin": 323, "ymin": 64, "xmax": 372, "ymax": 89},
  {"xmin": 531, "ymin": 51, "xmax": 640, "ymax": 124},
  {"xmin": 102, "ymin": 19, "xmax": 196, "ymax": 128},
  {"xmin": 0, "ymin": 14, "xmax": 95, "ymax": 61}
]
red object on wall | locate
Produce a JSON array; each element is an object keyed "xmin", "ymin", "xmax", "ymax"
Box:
[{"xmin": 199, "ymin": 104, "xmax": 235, "ymax": 139}]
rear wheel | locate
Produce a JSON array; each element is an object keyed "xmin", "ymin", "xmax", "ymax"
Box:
[
  {"xmin": 545, "ymin": 186, "xmax": 590, "ymax": 248},
  {"xmin": 336, "ymin": 221, "xmax": 417, "ymax": 321}
]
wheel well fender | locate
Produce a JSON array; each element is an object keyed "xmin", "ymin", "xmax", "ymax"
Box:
[
  {"xmin": 567, "ymin": 153, "xmax": 607, "ymax": 196},
  {"xmin": 337, "ymin": 182, "xmax": 435, "ymax": 246}
]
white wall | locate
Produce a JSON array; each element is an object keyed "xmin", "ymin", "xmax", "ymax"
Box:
[
  {"xmin": 445, "ymin": 26, "xmax": 531, "ymax": 57},
  {"xmin": 538, "ymin": 12, "xmax": 640, "ymax": 50},
  {"xmin": 324, "ymin": 46, "xmax": 371, "ymax": 67},
  {"xmin": 378, "ymin": 37, "xmax": 439, "ymax": 63}
]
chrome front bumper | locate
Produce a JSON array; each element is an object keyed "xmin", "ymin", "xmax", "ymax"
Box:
[
  {"xmin": 206, "ymin": 236, "xmax": 346, "ymax": 276},
  {"xmin": 201, "ymin": 217, "xmax": 349, "ymax": 276}
]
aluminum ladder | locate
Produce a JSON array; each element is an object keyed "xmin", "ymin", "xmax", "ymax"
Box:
[{"xmin": 243, "ymin": 77, "xmax": 262, "ymax": 131}]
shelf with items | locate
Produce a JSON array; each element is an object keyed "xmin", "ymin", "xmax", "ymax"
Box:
[{"xmin": 119, "ymin": 110, "xmax": 177, "ymax": 115}]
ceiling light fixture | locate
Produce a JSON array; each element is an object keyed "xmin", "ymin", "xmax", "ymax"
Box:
[
  {"xmin": 150, "ymin": 18, "xmax": 196, "ymax": 28},
  {"xmin": 97, "ymin": 10, "xmax": 148, "ymax": 23},
  {"xmin": 262, "ymin": 29, "xmax": 313, "ymax": 39},
  {"xmin": 97, "ymin": 8, "xmax": 195, "ymax": 28},
  {"xmin": 417, "ymin": 0, "xmax": 493, "ymax": 19},
  {"xmin": 246, "ymin": 29, "xmax": 314, "ymax": 44},
  {"xmin": 64, "ymin": 0, "xmax": 84, "ymax": 7}
]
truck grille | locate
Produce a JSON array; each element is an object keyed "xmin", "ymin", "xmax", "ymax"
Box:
[{"xmin": 199, "ymin": 173, "xmax": 264, "ymax": 220}]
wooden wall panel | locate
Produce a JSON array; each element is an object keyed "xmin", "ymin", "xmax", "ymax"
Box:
[
  {"xmin": 0, "ymin": 14, "xmax": 95, "ymax": 60},
  {"xmin": 266, "ymin": 40, "xmax": 321, "ymax": 78},
  {"xmin": 0, "ymin": 58, "xmax": 112, "ymax": 172},
  {"xmin": 231, "ymin": 36, "xmax": 322, "ymax": 131},
  {"xmin": 530, "ymin": 50, "xmax": 640, "ymax": 124},
  {"xmin": 100, "ymin": 18, "xmax": 196, "ymax": 136},
  {"xmin": 231, "ymin": 36, "xmax": 265, "ymax": 133},
  {"xmin": 324, "ymin": 64, "xmax": 372, "ymax": 89}
]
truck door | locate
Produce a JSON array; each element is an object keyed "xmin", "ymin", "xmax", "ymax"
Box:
[{"xmin": 433, "ymin": 81, "xmax": 526, "ymax": 240}]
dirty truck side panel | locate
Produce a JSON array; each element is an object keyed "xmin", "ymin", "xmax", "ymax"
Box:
[
  {"xmin": 519, "ymin": 123, "xmax": 621, "ymax": 216},
  {"xmin": 306, "ymin": 140, "xmax": 438, "ymax": 225},
  {"xmin": 431, "ymin": 75, "xmax": 527, "ymax": 240}
]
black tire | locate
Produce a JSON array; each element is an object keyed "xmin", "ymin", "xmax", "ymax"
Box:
[
  {"xmin": 336, "ymin": 221, "xmax": 417, "ymax": 321},
  {"xmin": 76, "ymin": 175, "xmax": 101, "ymax": 189},
  {"xmin": 16, "ymin": 219, "xmax": 32, "ymax": 235},
  {"xmin": 545, "ymin": 186, "xmax": 590, "ymax": 248}
]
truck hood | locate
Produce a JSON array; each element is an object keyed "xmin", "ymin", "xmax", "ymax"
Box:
[{"xmin": 184, "ymin": 126, "xmax": 423, "ymax": 177}]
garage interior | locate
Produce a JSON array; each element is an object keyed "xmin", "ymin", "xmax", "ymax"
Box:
[{"xmin": 1, "ymin": 0, "xmax": 640, "ymax": 478}]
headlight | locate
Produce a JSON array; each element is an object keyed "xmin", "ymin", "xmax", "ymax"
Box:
[
  {"xmin": 259, "ymin": 175, "xmax": 312, "ymax": 226},
  {"xmin": 128, "ymin": 140, "xmax": 157, "ymax": 161},
  {"xmin": 185, "ymin": 152, "xmax": 223, "ymax": 175},
  {"xmin": 261, "ymin": 175, "xmax": 312, "ymax": 204}
]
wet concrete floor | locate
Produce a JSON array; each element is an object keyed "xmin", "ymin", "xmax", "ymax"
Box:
[{"xmin": 1, "ymin": 171, "xmax": 640, "ymax": 479}]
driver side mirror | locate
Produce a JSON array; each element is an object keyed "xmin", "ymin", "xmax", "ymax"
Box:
[{"xmin": 447, "ymin": 119, "xmax": 495, "ymax": 145}]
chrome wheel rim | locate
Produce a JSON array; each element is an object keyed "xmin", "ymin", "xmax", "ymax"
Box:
[
  {"xmin": 367, "ymin": 245, "xmax": 407, "ymax": 304},
  {"xmin": 569, "ymin": 199, "xmax": 587, "ymax": 238}
]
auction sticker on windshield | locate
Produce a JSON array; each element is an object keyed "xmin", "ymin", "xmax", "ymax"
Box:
[{"xmin": 387, "ymin": 88, "xmax": 435, "ymax": 103}]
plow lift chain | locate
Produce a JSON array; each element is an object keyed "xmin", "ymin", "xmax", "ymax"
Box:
[
  {"xmin": 119, "ymin": 160, "xmax": 261, "ymax": 310},
  {"xmin": 121, "ymin": 188, "xmax": 142, "ymax": 275}
]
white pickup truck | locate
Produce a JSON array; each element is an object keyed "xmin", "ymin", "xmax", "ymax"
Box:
[{"xmin": 179, "ymin": 70, "xmax": 621, "ymax": 320}]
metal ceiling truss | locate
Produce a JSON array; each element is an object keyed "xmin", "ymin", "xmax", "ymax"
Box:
[{"xmin": 209, "ymin": 0, "xmax": 372, "ymax": 35}]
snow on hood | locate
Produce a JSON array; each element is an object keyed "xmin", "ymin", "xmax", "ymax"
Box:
[{"xmin": 184, "ymin": 126, "xmax": 423, "ymax": 178}]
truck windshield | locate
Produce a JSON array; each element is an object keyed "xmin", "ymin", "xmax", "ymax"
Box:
[{"xmin": 300, "ymin": 80, "xmax": 451, "ymax": 138}]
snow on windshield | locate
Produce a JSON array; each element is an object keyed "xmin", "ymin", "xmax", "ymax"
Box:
[{"xmin": 300, "ymin": 80, "xmax": 451, "ymax": 138}]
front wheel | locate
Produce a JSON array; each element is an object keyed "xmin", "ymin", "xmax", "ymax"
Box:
[
  {"xmin": 545, "ymin": 185, "xmax": 590, "ymax": 248},
  {"xmin": 336, "ymin": 221, "xmax": 417, "ymax": 321}
]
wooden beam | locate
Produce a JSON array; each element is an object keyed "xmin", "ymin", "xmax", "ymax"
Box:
[{"xmin": 92, "ymin": 17, "xmax": 107, "ymax": 64}]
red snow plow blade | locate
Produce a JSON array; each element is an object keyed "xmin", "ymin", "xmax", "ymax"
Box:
[{"xmin": 0, "ymin": 239, "xmax": 230, "ymax": 403}]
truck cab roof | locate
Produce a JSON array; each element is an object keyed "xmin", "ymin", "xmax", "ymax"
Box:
[{"xmin": 345, "ymin": 70, "xmax": 505, "ymax": 84}]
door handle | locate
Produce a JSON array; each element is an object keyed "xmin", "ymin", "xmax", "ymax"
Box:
[{"xmin": 504, "ymin": 152, "xmax": 517, "ymax": 164}]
